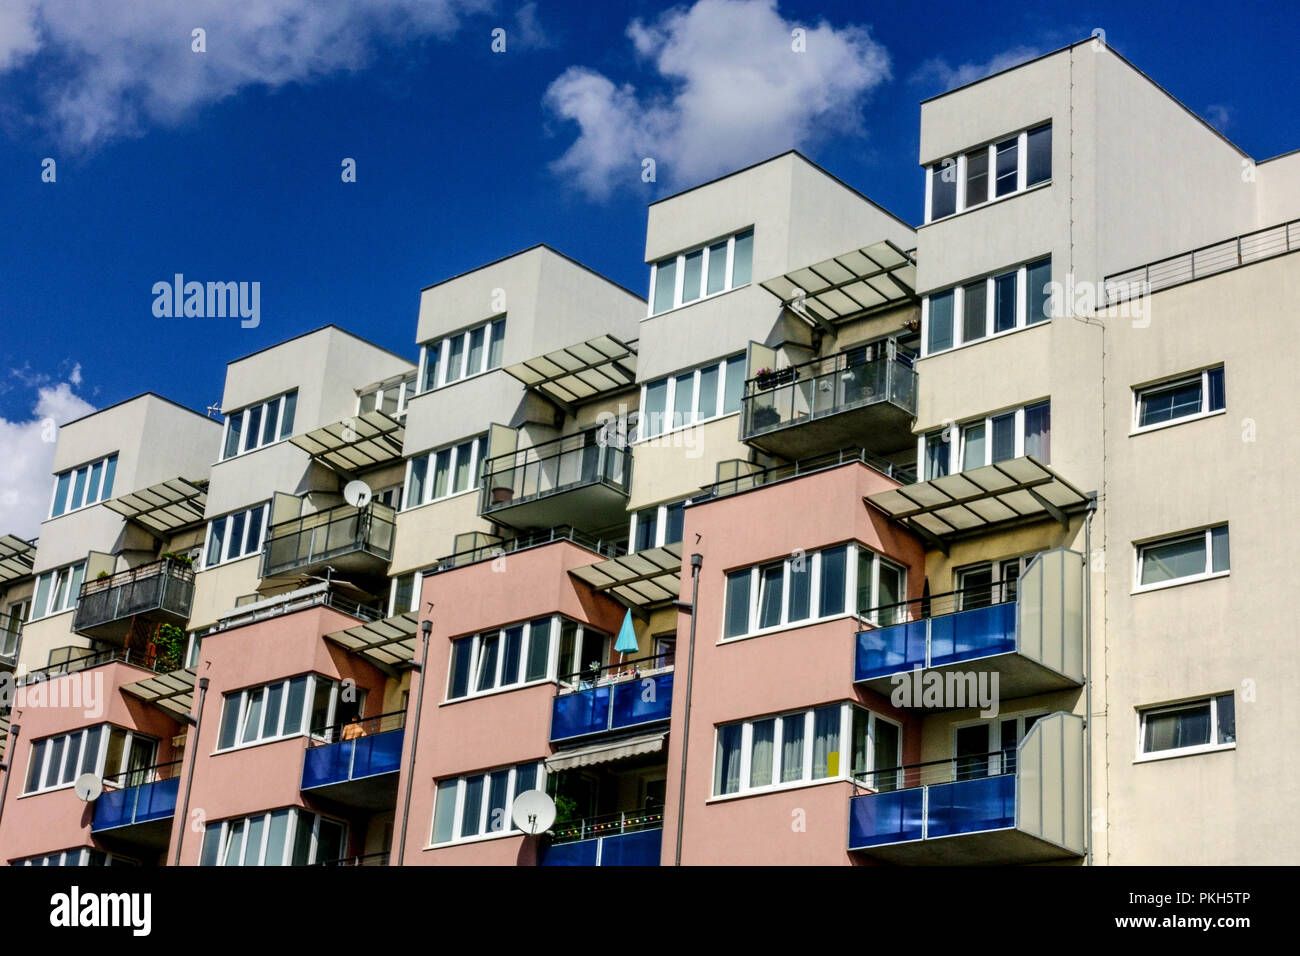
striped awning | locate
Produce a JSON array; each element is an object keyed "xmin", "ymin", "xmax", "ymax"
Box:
[{"xmin": 545, "ymin": 731, "xmax": 668, "ymax": 772}]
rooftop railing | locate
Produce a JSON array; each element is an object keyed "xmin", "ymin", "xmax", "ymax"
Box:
[
  {"xmin": 480, "ymin": 431, "xmax": 631, "ymax": 515},
  {"xmin": 17, "ymin": 647, "xmax": 174, "ymax": 686},
  {"xmin": 425, "ymin": 526, "xmax": 626, "ymax": 575},
  {"xmin": 742, "ymin": 343, "xmax": 917, "ymax": 440},
  {"xmin": 218, "ymin": 585, "xmax": 383, "ymax": 631},
  {"xmin": 1103, "ymin": 217, "xmax": 1300, "ymax": 305},
  {"xmin": 696, "ymin": 447, "xmax": 915, "ymax": 502},
  {"xmin": 262, "ymin": 501, "xmax": 395, "ymax": 578}
]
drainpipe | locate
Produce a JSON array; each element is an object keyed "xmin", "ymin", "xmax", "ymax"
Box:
[
  {"xmin": 173, "ymin": 677, "xmax": 209, "ymax": 866},
  {"xmin": 1083, "ymin": 500, "xmax": 1095, "ymax": 866},
  {"xmin": 673, "ymin": 553, "xmax": 703, "ymax": 866},
  {"xmin": 0, "ymin": 723, "xmax": 20, "ymax": 839},
  {"xmin": 396, "ymin": 617, "xmax": 432, "ymax": 866}
]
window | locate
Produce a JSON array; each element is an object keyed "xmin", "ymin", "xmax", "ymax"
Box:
[
  {"xmin": 723, "ymin": 544, "xmax": 883, "ymax": 640},
  {"xmin": 357, "ymin": 373, "xmax": 417, "ymax": 419},
  {"xmin": 216, "ymin": 675, "xmax": 346, "ymax": 750},
  {"xmin": 855, "ymin": 550, "xmax": 907, "ymax": 625},
  {"xmin": 1134, "ymin": 366, "xmax": 1225, "ymax": 431},
  {"xmin": 203, "ymin": 503, "xmax": 268, "ymax": 568},
  {"xmin": 953, "ymin": 713, "xmax": 1045, "ymax": 779},
  {"xmin": 630, "ymin": 499, "xmax": 687, "ymax": 553},
  {"xmin": 431, "ymin": 761, "xmax": 545, "ymax": 845},
  {"xmin": 1138, "ymin": 694, "xmax": 1235, "ymax": 759},
  {"xmin": 446, "ymin": 617, "xmax": 580, "ymax": 700},
  {"xmin": 15, "ymin": 848, "xmax": 134, "ymax": 866},
  {"xmin": 404, "ymin": 435, "xmax": 485, "ymax": 508},
  {"xmin": 926, "ymin": 123, "xmax": 1051, "ymax": 222},
  {"xmin": 638, "ymin": 354, "xmax": 745, "ymax": 438},
  {"xmin": 714, "ymin": 703, "xmax": 895, "ymax": 797},
  {"xmin": 648, "ymin": 229, "xmax": 754, "ymax": 315},
  {"xmin": 221, "ymin": 390, "xmax": 296, "ymax": 460},
  {"xmin": 922, "ymin": 257, "xmax": 1052, "ymax": 356},
  {"xmin": 419, "ymin": 317, "xmax": 505, "ymax": 392},
  {"xmin": 1136, "ymin": 525, "xmax": 1229, "ymax": 591},
  {"xmin": 49, "ymin": 453, "xmax": 118, "ymax": 518},
  {"xmin": 956, "ymin": 554, "xmax": 1037, "ymax": 608},
  {"xmin": 24, "ymin": 725, "xmax": 156, "ymax": 795},
  {"xmin": 389, "ymin": 570, "xmax": 423, "ymax": 616},
  {"xmin": 921, "ymin": 401, "xmax": 1050, "ymax": 479},
  {"xmin": 30, "ymin": 561, "xmax": 86, "ymax": 620},
  {"xmin": 200, "ymin": 809, "xmax": 346, "ymax": 865}
]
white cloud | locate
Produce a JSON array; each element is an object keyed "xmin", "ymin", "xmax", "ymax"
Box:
[
  {"xmin": 544, "ymin": 0, "xmax": 891, "ymax": 199},
  {"xmin": 910, "ymin": 44, "xmax": 1045, "ymax": 94},
  {"xmin": 0, "ymin": 0, "xmax": 489, "ymax": 150},
  {"xmin": 0, "ymin": 374, "xmax": 95, "ymax": 540},
  {"xmin": 1204, "ymin": 104, "xmax": 1232, "ymax": 131},
  {"xmin": 512, "ymin": 2, "xmax": 551, "ymax": 50}
]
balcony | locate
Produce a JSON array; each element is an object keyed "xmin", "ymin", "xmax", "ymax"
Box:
[
  {"xmin": 315, "ymin": 851, "xmax": 390, "ymax": 866},
  {"xmin": 541, "ymin": 810, "xmax": 663, "ymax": 866},
  {"xmin": 301, "ymin": 711, "xmax": 405, "ymax": 810},
  {"xmin": 855, "ymin": 549, "xmax": 1084, "ymax": 703},
  {"xmin": 848, "ymin": 712, "xmax": 1085, "ymax": 864},
  {"xmin": 73, "ymin": 557, "xmax": 194, "ymax": 644},
  {"xmin": 741, "ymin": 344, "xmax": 917, "ymax": 459},
  {"xmin": 262, "ymin": 501, "xmax": 395, "ymax": 580},
  {"xmin": 550, "ymin": 656, "xmax": 674, "ymax": 744},
  {"xmin": 91, "ymin": 760, "xmax": 182, "ymax": 850},
  {"xmin": 479, "ymin": 432, "xmax": 631, "ymax": 534},
  {"xmin": 0, "ymin": 625, "xmax": 18, "ymax": 671}
]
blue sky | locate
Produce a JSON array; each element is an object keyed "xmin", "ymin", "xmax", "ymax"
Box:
[{"xmin": 0, "ymin": 0, "xmax": 1296, "ymax": 535}]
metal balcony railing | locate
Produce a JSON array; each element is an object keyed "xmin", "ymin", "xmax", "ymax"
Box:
[
  {"xmin": 1104, "ymin": 217, "xmax": 1300, "ymax": 305},
  {"xmin": 696, "ymin": 447, "xmax": 915, "ymax": 503},
  {"xmin": 742, "ymin": 344, "xmax": 918, "ymax": 440},
  {"xmin": 426, "ymin": 526, "xmax": 626, "ymax": 575},
  {"xmin": 91, "ymin": 759, "xmax": 183, "ymax": 832},
  {"xmin": 314, "ymin": 852, "xmax": 390, "ymax": 867},
  {"xmin": 262, "ymin": 502, "xmax": 395, "ymax": 578},
  {"xmin": 17, "ymin": 647, "xmax": 175, "ymax": 686},
  {"xmin": 301, "ymin": 711, "xmax": 407, "ymax": 791},
  {"xmin": 549, "ymin": 806, "xmax": 666, "ymax": 846},
  {"xmin": 73, "ymin": 557, "xmax": 194, "ymax": 635},
  {"xmin": 480, "ymin": 432, "xmax": 631, "ymax": 515},
  {"xmin": 551, "ymin": 654, "xmax": 674, "ymax": 742}
]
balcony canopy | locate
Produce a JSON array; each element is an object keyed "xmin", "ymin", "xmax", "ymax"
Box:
[
  {"xmin": 568, "ymin": 542, "xmax": 683, "ymax": 610},
  {"xmin": 760, "ymin": 240, "xmax": 917, "ymax": 331},
  {"xmin": 121, "ymin": 666, "xmax": 196, "ymax": 722},
  {"xmin": 289, "ymin": 409, "xmax": 404, "ymax": 474},
  {"xmin": 865, "ymin": 456, "xmax": 1091, "ymax": 549},
  {"xmin": 503, "ymin": 334, "xmax": 637, "ymax": 410},
  {"xmin": 545, "ymin": 730, "xmax": 668, "ymax": 773},
  {"xmin": 0, "ymin": 534, "xmax": 35, "ymax": 585},
  {"xmin": 98, "ymin": 477, "xmax": 207, "ymax": 537},
  {"xmin": 324, "ymin": 610, "xmax": 419, "ymax": 675}
]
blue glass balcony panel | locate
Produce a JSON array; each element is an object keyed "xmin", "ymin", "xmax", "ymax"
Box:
[
  {"xmin": 925, "ymin": 775, "xmax": 1016, "ymax": 838},
  {"xmin": 550, "ymin": 684, "xmax": 613, "ymax": 741},
  {"xmin": 541, "ymin": 828, "xmax": 662, "ymax": 866},
  {"xmin": 855, "ymin": 620, "xmax": 926, "ymax": 681},
  {"xmin": 551, "ymin": 673, "xmax": 673, "ymax": 742},
  {"xmin": 541, "ymin": 838, "xmax": 600, "ymax": 866},
  {"xmin": 301, "ymin": 728, "xmax": 405, "ymax": 790},
  {"xmin": 91, "ymin": 777, "xmax": 180, "ymax": 831},
  {"xmin": 610, "ymin": 673, "xmax": 673, "ymax": 731},
  {"xmin": 928, "ymin": 603, "xmax": 1017, "ymax": 667},
  {"xmin": 848, "ymin": 787, "xmax": 924, "ymax": 849}
]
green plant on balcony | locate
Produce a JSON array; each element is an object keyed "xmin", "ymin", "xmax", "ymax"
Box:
[
  {"xmin": 151, "ymin": 622, "xmax": 187, "ymax": 672},
  {"xmin": 160, "ymin": 550, "xmax": 194, "ymax": 569},
  {"xmin": 96, "ymin": 570, "xmax": 111, "ymax": 580}
]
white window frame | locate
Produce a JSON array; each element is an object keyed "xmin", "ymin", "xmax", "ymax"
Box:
[
  {"xmin": 23, "ymin": 725, "xmax": 155, "ymax": 796},
  {"xmin": 1133, "ymin": 525, "xmax": 1230, "ymax": 594},
  {"xmin": 202, "ymin": 502, "xmax": 270, "ymax": 569},
  {"xmin": 388, "ymin": 569, "xmax": 424, "ymax": 616},
  {"xmin": 920, "ymin": 256, "xmax": 1051, "ymax": 357},
  {"xmin": 418, "ymin": 316, "xmax": 506, "ymax": 394},
  {"xmin": 1131, "ymin": 366, "xmax": 1226, "ymax": 434},
  {"xmin": 636, "ymin": 353, "xmax": 746, "ymax": 441},
  {"xmin": 30, "ymin": 561, "xmax": 86, "ymax": 621},
  {"xmin": 855, "ymin": 550, "xmax": 909, "ymax": 626},
  {"xmin": 1135, "ymin": 694, "xmax": 1235, "ymax": 762},
  {"xmin": 712, "ymin": 702, "xmax": 892, "ymax": 799},
  {"xmin": 215, "ymin": 674, "xmax": 341, "ymax": 752},
  {"xmin": 919, "ymin": 400, "xmax": 1050, "ymax": 479},
  {"xmin": 925, "ymin": 122, "xmax": 1051, "ymax": 224},
  {"xmin": 357, "ymin": 373, "xmax": 417, "ymax": 419},
  {"xmin": 722, "ymin": 543, "xmax": 870, "ymax": 642},
  {"xmin": 648, "ymin": 229, "xmax": 753, "ymax": 317},
  {"xmin": 220, "ymin": 390, "xmax": 297, "ymax": 461},
  {"xmin": 201, "ymin": 808, "xmax": 347, "ymax": 865},
  {"xmin": 402, "ymin": 435, "xmax": 486, "ymax": 510},
  {"xmin": 430, "ymin": 761, "xmax": 547, "ymax": 847},
  {"xmin": 445, "ymin": 616, "xmax": 571, "ymax": 701},
  {"xmin": 49, "ymin": 453, "xmax": 119, "ymax": 518},
  {"xmin": 949, "ymin": 711, "xmax": 1048, "ymax": 777},
  {"xmin": 628, "ymin": 499, "xmax": 689, "ymax": 553}
]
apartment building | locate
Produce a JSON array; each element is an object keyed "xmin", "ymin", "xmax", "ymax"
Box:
[{"xmin": 0, "ymin": 37, "xmax": 1297, "ymax": 868}]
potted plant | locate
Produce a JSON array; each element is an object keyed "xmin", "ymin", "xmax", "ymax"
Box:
[{"xmin": 754, "ymin": 366, "xmax": 796, "ymax": 390}]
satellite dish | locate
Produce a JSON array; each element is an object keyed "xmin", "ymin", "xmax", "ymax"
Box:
[
  {"xmin": 511, "ymin": 790, "xmax": 556, "ymax": 835},
  {"xmin": 343, "ymin": 480, "xmax": 372, "ymax": 508},
  {"xmin": 74, "ymin": 773, "xmax": 102, "ymax": 803}
]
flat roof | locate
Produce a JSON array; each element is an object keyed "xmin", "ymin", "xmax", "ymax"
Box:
[
  {"xmin": 60, "ymin": 391, "xmax": 217, "ymax": 430},
  {"xmin": 225, "ymin": 324, "xmax": 414, "ymax": 368},
  {"xmin": 419, "ymin": 243, "xmax": 644, "ymax": 302}
]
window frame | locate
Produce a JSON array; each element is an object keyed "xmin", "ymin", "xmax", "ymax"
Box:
[
  {"xmin": 444, "ymin": 616, "xmax": 584, "ymax": 702},
  {"xmin": 200, "ymin": 808, "xmax": 347, "ymax": 865},
  {"xmin": 919, "ymin": 400, "xmax": 1051, "ymax": 479},
  {"xmin": 357, "ymin": 373, "xmax": 417, "ymax": 419},
  {"xmin": 920, "ymin": 256, "xmax": 1052, "ymax": 357},
  {"xmin": 925, "ymin": 122, "xmax": 1051, "ymax": 224},
  {"xmin": 23, "ymin": 724, "xmax": 156, "ymax": 796},
  {"xmin": 215, "ymin": 674, "xmax": 342, "ymax": 753},
  {"xmin": 647, "ymin": 229, "xmax": 754, "ymax": 317},
  {"xmin": 429, "ymin": 760, "xmax": 547, "ymax": 847},
  {"xmin": 1133, "ymin": 524, "xmax": 1230, "ymax": 593},
  {"xmin": 417, "ymin": 317, "xmax": 506, "ymax": 394},
  {"xmin": 201, "ymin": 502, "xmax": 269, "ymax": 569},
  {"xmin": 49, "ymin": 453, "xmax": 119, "ymax": 518},
  {"xmin": 220, "ymin": 390, "xmax": 298, "ymax": 461},
  {"xmin": 1132, "ymin": 366, "xmax": 1226, "ymax": 434},
  {"xmin": 29, "ymin": 561, "xmax": 87, "ymax": 621},
  {"xmin": 1136, "ymin": 694, "xmax": 1236, "ymax": 762},
  {"xmin": 402, "ymin": 434, "xmax": 487, "ymax": 511},
  {"xmin": 628, "ymin": 498, "xmax": 689, "ymax": 553},
  {"xmin": 636, "ymin": 353, "xmax": 746, "ymax": 441}
]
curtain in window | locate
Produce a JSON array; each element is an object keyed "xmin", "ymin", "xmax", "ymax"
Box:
[
  {"xmin": 780, "ymin": 715, "xmax": 805, "ymax": 782},
  {"xmin": 1023, "ymin": 402, "xmax": 1051, "ymax": 462},
  {"xmin": 714, "ymin": 725, "xmax": 743, "ymax": 795},
  {"xmin": 811, "ymin": 706, "xmax": 840, "ymax": 778},
  {"xmin": 749, "ymin": 719, "xmax": 775, "ymax": 788}
]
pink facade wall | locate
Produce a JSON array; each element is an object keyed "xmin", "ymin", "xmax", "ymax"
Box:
[
  {"xmin": 0, "ymin": 661, "xmax": 182, "ymax": 863},
  {"xmin": 396, "ymin": 540, "xmax": 625, "ymax": 865},
  {"xmin": 660, "ymin": 462, "xmax": 925, "ymax": 865},
  {"xmin": 174, "ymin": 604, "xmax": 388, "ymax": 864}
]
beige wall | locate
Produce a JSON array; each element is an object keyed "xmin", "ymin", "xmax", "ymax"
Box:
[
  {"xmin": 389, "ymin": 491, "xmax": 488, "ymax": 576},
  {"xmin": 627, "ymin": 415, "xmax": 749, "ymax": 511}
]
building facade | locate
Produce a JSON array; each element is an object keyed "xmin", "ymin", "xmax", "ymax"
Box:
[{"xmin": 1, "ymin": 39, "xmax": 1297, "ymax": 866}]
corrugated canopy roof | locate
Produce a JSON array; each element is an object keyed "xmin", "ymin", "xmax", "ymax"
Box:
[
  {"xmin": 121, "ymin": 666, "xmax": 196, "ymax": 721},
  {"xmin": 503, "ymin": 334, "xmax": 636, "ymax": 408},
  {"xmin": 0, "ymin": 534, "xmax": 35, "ymax": 584},
  {"xmin": 324, "ymin": 611, "xmax": 419, "ymax": 673},
  {"xmin": 568, "ymin": 542, "xmax": 683, "ymax": 609},
  {"xmin": 290, "ymin": 409, "xmax": 405, "ymax": 474},
  {"xmin": 760, "ymin": 239, "xmax": 918, "ymax": 328},
  {"xmin": 102, "ymin": 477, "xmax": 208, "ymax": 537},
  {"xmin": 864, "ymin": 456, "xmax": 1091, "ymax": 548}
]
